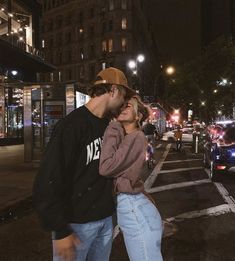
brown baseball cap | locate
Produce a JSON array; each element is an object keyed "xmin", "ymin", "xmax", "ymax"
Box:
[{"xmin": 94, "ymin": 67, "xmax": 136, "ymax": 97}]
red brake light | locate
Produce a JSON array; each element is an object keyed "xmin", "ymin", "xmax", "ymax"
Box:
[{"xmin": 216, "ymin": 165, "xmax": 226, "ymax": 170}]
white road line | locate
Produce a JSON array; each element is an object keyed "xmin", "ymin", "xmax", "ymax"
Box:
[
  {"xmin": 163, "ymin": 159, "xmax": 202, "ymax": 164},
  {"xmin": 160, "ymin": 167, "xmax": 204, "ymax": 174},
  {"xmin": 214, "ymin": 182, "xmax": 235, "ymax": 205},
  {"xmin": 156, "ymin": 144, "xmax": 162, "ymax": 149},
  {"xmin": 146, "ymin": 179, "xmax": 211, "ymax": 193},
  {"xmin": 144, "ymin": 144, "xmax": 171, "ymax": 190},
  {"xmin": 166, "ymin": 204, "xmax": 234, "ymax": 223}
]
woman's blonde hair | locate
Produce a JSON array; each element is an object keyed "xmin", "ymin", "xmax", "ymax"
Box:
[{"xmin": 129, "ymin": 96, "xmax": 150, "ymax": 128}]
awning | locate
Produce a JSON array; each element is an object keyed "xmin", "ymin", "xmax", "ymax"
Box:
[{"xmin": 0, "ymin": 38, "xmax": 56, "ymax": 73}]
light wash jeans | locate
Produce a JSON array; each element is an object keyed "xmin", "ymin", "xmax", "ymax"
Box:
[
  {"xmin": 117, "ymin": 193, "xmax": 163, "ymax": 261},
  {"xmin": 53, "ymin": 216, "xmax": 113, "ymax": 261}
]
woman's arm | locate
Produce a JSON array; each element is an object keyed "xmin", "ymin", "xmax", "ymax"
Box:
[{"xmin": 100, "ymin": 122, "xmax": 146, "ymax": 177}]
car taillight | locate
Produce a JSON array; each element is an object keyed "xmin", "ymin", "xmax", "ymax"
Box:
[{"xmin": 216, "ymin": 165, "xmax": 226, "ymax": 170}]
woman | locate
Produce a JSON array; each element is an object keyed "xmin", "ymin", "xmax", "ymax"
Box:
[{"xmin": 99, "ymin": 96, "xmax": 163, "ymax": 261}]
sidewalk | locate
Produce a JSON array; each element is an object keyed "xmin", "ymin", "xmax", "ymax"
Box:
[{"xmin": 0, "ymin": 145, "xmax": 38, "ymax": 214}]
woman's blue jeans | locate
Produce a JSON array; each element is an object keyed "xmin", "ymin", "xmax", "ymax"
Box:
[{"xmin": 117, "ymin": 193, "xmax": 163, "ymax": 261}]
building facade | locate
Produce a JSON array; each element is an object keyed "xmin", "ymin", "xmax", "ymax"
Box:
[
  {"xmin": 39, "ymin": 0, "xmax": 160, "ymax": 96},
  {"xmin": 0, "ymin": 0, "xmax": 54, "ymax": 144}
]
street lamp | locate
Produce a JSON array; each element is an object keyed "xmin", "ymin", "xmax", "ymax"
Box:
[
  {"xmin": 165, "ymin": 66, "xmax": 175, "ymax": 75},
  {"xmin": 127, "ymin": 54, "xmax": 145, "ymax": 75}
]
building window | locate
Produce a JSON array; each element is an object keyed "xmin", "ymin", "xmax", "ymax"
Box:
[
  {"xmin": 102, "ymin": 22, "xmax": 106, "ymax": 34},
  {"xmin": 79, "ymin": 66, "xmax": 84, "ymax": 79},
  {"xmin": 102, "ymin": 40, "xmax": 107, "ymax": 52},
  {"xmin": 79, "ymin": 11, "xmax": 84, "ymax": 25},
  {"xmin": 80, "ymin": 47, "xmax": 84, "ymax": 60},
  {"xmin": 108, "ymin": 20, "xmax": 113, "ymax": 31},
  {"xmin": 121, "ymin": 0, "xmax": 127, "ymax": 9},
  {"xmin": 58, "ymin": 71, "xmax": 62, "ymax": 81},
  {"xmin": 121, "ymin": 18, "xmax": 127, "ymax": 30},
  {"xmin": 121, "ymin": 38, "xmax": 127, "ymax": 51},
  {"xmin": 102, "ymin": 62, "xmax": 106, "ymax": 70},
  {"xmin": 108, "ymin": 39, "xmax": 113, "ymax": 52},
  {"xmin": 109, "ymin": 0, "xmax": 114, "ymax": 11},
  {"xmin": 90, "ymin": 44, "xmax": 95, "ymax": 58},
  {"xmin": 42, "ymin": 39, "xmax": 45, "ymax": 48}
]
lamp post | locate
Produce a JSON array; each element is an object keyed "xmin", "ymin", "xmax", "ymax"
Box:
[{"xmin": 127, "ymin": 54, "xmax": 145, "ymax": 92}]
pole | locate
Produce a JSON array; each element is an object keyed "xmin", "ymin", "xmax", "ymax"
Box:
[{"xmin": 195, "ymin": 135, "xmax": 199, "ymax": 154}]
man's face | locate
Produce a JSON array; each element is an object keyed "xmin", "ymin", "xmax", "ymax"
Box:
[{"xmin": 108, "ymin": 85, "xmax": 126, "ymax": 115}]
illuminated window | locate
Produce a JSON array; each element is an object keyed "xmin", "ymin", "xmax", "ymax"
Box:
[
  {"xmin": 102, "ymin": 40, "xmax": 107, "ymax": 52},
  {"xmin": 42, "ymin": 39, "xmax": 45, "ymax": 48},
  {"xmin": 108, "ymin": 39, "xmax": 113, "ymax": 52},
  {"xmin": 121, "ymin": 18, "xmax": 127, "ymax": 30},
  {"xmin": 102, "ymin": 62, "xmax": 106, "ymax": 70},
  {"xmin": 121, "ymin": 38, "xmax": 127, "ymax": 51}
]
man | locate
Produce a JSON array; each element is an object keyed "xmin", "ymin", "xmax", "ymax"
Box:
[
  {"xmin": 33, "ymin": 67, "xmax": 135, "ymax": 261},
  {"xmin": 142, "ymin": 119, "xmax": 156, "ymax": 144},
  {"xmin": 174, "ymin": 127, "xmax": 183, "ymax": 151}
]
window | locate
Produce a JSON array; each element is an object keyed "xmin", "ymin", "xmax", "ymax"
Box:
[
  {"xmin": 121, "ymin": 38, "xmax": 127, "ymax": 51},
  {"xmin": 121, "ymin": 0, "xmax": 127, "ymax": 9},
  {"xmin": 79, "ymin": 66, "xmax": 84, "ymax": 78},
  {"xmin": 80, "ymin": 47, "xmax": 84, "ymax": 60},
  {"xmin": 102, "ymin": 62, "xmax": 106, "ymax": 70},
  {"xmin": 121, "ymin": 18, "xmax": 127, "ymax": 30},
  {"xmin": 108, "ymin": 39, "xmax": 113, "ymax": 52},
  {"xmin": 102, "ymin": 22, "xmax": 106, "ymax": 34},
  {"xmin": 102, "ymin": 40, "xmax": 107, "ymax": 52},
  {"xmin": 79, "ymin": 11, "xmax": 84, "ymax": 25},
  {"xmin": 109, "ymin": 0, "xmax": 114, "ymax": 11},
  {"xmin": 108, "ymin": 20, "xmax": 113, "ymax": 31},
  {"xmin": 58, "ymin": 71, "xmax": 62, "ymax": 81},
  {"xmin": 42, "ymin": 39, "xmax": 45, "ymax": 48}
]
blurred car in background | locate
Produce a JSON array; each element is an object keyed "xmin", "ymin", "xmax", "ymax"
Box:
[
  {"xmin": 162, "ymin": 128, "xmax": 193, "ymax": 143},
  {"xmin": 204, "ymin": 125, "xmax": 235, "ymax": 181}
]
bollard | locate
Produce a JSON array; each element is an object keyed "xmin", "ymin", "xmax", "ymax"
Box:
[{"xmin": 195, "ymin": 135, "xmax": 199, "ymax": 154}]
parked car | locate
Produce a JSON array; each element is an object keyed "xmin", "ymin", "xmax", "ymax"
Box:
[
  {"xmin": 204, "ymin": 125, "xmax": 235, "ymax": 181},
  {"xmin": 162, "ymin": 128, "xmax": 193, "ymax": 143}
]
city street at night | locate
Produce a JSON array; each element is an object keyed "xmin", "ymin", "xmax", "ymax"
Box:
[
  {"xmin": 1, "ymin": 0, "xmax": 235, "ymax": 260},
  {"xmin": 1, "ymin": 142, "xmax": 235, "ymax": 260}
]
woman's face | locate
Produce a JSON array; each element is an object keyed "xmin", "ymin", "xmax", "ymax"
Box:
[{"xmin": 117, "ymin": 98, "xmax": 137, "ymax": 123}]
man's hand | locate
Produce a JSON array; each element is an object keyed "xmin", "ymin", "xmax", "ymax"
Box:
[{"xmin": 53, "ymin": 234, "xmax": 81, "ymax": 261}]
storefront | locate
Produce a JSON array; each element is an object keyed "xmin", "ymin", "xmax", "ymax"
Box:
[
  {"xmin": 23, "ymin": 82, "xmax": 89, "ymax": 162},
  {"xmin": 0, "ymin": 83, "xmax": 24, "ymax": 144}
]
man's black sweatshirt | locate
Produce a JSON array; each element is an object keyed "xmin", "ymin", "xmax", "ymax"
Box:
[{"xmin": 33, "ymin": 106, "xmax": 115, "ymax": 240}]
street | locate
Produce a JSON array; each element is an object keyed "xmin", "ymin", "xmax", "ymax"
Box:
[{"xmin": 1, "ymin": 142, "xmax": 235, "ymax": 260}]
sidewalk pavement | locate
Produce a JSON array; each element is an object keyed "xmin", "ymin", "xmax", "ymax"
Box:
[{"xmin": 0, "ymin": 145, "xmax": 38, "ymax": 214}]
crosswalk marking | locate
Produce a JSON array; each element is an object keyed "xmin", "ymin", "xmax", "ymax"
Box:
[
  {"xmin": 163, "ymin": 158, "xmax": 202, "ymax": 164},
  {"xmin": 146, "ymin": 179, "xmax": 211, "ymax": 193},
  {"xmin": 144, "ymin": 144, "xmax": 171, "ymax": 190},
  {"xmin": 166, "ymin": 204, "xmax": 235, "ymax": 223},
  {"xmin": 159, "ymin": 166, "xmax": 204, "ymax": 174},
  {"xmin": 214, "ymin": 182, "xmax": 235, "ymax": 205}
]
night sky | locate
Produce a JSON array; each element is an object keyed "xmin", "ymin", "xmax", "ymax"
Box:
[{"xmin": 147, "ymin": 0, "xmax": 201, "ymax": 65}]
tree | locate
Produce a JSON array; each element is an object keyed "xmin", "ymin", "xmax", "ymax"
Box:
[{"xmin": 167, "ymin": 36, "xmax": 235, "ymax": 123}]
